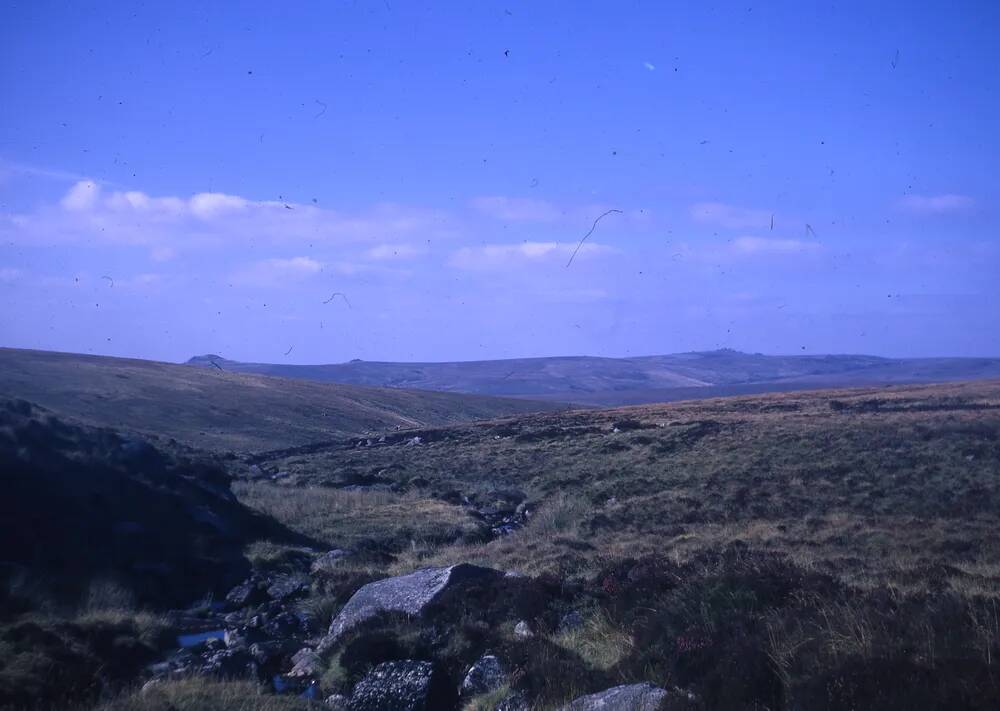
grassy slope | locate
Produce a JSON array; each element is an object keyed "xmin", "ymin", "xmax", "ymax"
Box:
[
  {"xmin": 241, "ymin": 379, "xmax": 1000, "ymax": 589},
  {"xmin": 232, "ymin": 379, "xmax": 1000, "ymax": 708},
  {"xmin": 0, "ymin": 348, "xmax": 564, "ymax": 452}
]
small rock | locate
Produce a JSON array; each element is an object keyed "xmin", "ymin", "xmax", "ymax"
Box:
[
  {"xmin": 558, "ymin": 683, "xmax": 669, "ymax": 711},
  {"xmin": 311, "ymin": 549, "xmax": 350, "ymax": 574},
  {"xmin": 558, "ymin": 611, "xmax": 585, "ymax": 633},
  {"xmin": 262, "ymin": 610, "xmax": 303, "ymax": 639},
  {"xmin": 288, "ymin": 647, "xmax": 321, "ymax": 678},
  {"xmin": 349, "ymin": 660, "xmax": 454, "ymax": 711},
  {"xmin": 461, "ymin": 654, "xmax": 505, "ymax": 697},
  {"xmin": 201, "ymin": 648, "xmax": 258, "ymax": 679},
  {"xmin": 514, "ymin": 620, "xmax": 533, "ymax": 638},
  {"xmin": 267, "ymin": 574, "xmax": 310, "ymax": 602},
  {"xmin": 249, "ymin": 640, "xmax": 289, "ymax": 668},
  {"xmin": 226, "ymin": 579, "xmax": 268, "ymax": 609}
]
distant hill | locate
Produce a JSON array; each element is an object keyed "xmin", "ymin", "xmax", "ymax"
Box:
[
  {"xmin": 185, "ymin": 349, "xmax": 1000, "ymax": 406},
  {"xmin": 0, "ymin": 348, "xmax": 565, "ymax": 452}
]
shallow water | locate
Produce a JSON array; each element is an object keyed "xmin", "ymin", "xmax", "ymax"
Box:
[{"xmin": 176, "ymin": 629, "xmax": 225, "ymax": 647}]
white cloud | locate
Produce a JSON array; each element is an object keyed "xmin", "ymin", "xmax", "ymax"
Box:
[
  {"xmin": 470, "ymin": 196, "xmax": 563, "ymax": 222},
  {"xmin": 61, "ymin": 180, "xmax": 100, "ymax": 211},
  {"xmin": 189, "ymin": 192, "xmax": 249, "ymax": 218},
  {"xmin": 731, "ymin": 236, "xmax": 819, "ymax": 255},
  {"xmin": 150, "ymin": 246, "xmax": 176, "ymax": 262},
  {"xmin": 230, "ymin": 256, "xmax": 325, "ymax": 287},
  {"xmin": 1, "ymin": 181, "xmax": 456, "ymax": 253},
  {"xmin": 897, "ymin": 194, "xmax": 974, "ymax": 214},
  {"xmin": 449, "ymin": 241, "xmax": 613, "ymax": 270},
  {"xmin": 364, "ymin": 243, "xmax": 423, "ymax": 260},
  {"xmin": 690, "ymin": 202, "xmax": 771, "ymax": 229}
]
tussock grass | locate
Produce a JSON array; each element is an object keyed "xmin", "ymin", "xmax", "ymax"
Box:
[
  {"xmin": 552, "ymin": 610, "xmax": 634, "ymax": 671},
  {"xmin": 99, "ymin": 677, "xmax": 315, "ymax": 710},
  {"xmin": 462, "ymin": 684, "xmax": 512, "ymax": 711},
  {"xmin": 233, "ymin": 481, "xmax": 480, "ymax": 549}
]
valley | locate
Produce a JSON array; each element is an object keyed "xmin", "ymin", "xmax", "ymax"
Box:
[{"xmin": 2, "ymin": 351, "xmax": 999, "ymax": 709}]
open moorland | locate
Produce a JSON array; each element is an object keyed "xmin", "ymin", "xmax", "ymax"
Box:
[{"xmin": 2, "ymin": 358, "xmax": 999, "ymax": 710}]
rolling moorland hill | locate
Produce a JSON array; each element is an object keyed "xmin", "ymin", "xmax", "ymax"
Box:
[
  {"xmin": 3, "ymin": 370, "xmax": 999, "ymax": 709},
  {"xmin": 3, "ymin": 343, "xmax": 1000, "ymax": 709},
  {"xmin": 185, "ymin": 348, "xmax": 1000, "ymax": 406},
  {"xmin": 0, "ymin": 347, "xmax": 566, "ymax": 453}
]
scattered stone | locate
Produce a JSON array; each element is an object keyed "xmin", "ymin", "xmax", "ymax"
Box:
[
  {"xmin": 558, "ymin": 610, "xmax": 585, "ymax": 633},
  {"xmin": 226, "ymin": 578, "xmax": 268, "ymax": 609},
  {"xmin": 558, "ymin": 683, "xmax": 669, "ymax": 711},
  {"xmin": 514, "ymin": 620, "xmax": 533, "ymax": 638},
  {"xmin": 267, "ymin": 574, "xmax": 310, "ymax": 602},
  {"xmin": 311, "ymin": 549, "xmax": 350, "ymax": 574},
  {"xmin": 201, "ymin": 648, "xmax": 258, "ymax": 679},
  {"xmin": 248, "ymin": 640, "xmax": 290, "ymax": 668},
  {"xmin": 224, "ymin": 628, "xmax": 246, "ymax": 648},
  {"xmin": 461, "ymin": 654, "xmax": 506, "ymax": 697},
  {"xmin": 288, "ymin": 647, "xmax": 322, "ymax": 678},
  {"xmin": 349, "ymin": 660, "xmax": 454, "ymax": 711},
  {"xmin": 321, "ymin": 564, "xmax": 500, "ymax": 648},
  {"xmin": 261, "ymin": 610, "xmax": 303, "ymax": 639}
]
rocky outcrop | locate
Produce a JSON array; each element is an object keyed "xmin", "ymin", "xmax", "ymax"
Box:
[
  {"xmin": 348, "ymin": 660, "xmax": 454, "ymax": 710},
  {"xmin": 320, "ymin": 564, "xmax": 500, "ymax": 649},
  {"xmin": 558, "ymin": 683, "xmax": 669, "ymax": 711}
]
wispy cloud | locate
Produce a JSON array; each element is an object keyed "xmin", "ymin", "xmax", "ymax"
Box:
[
  {"xmin": 1, "ymin": 180, "xmax": 456, "ymax": 254},
  {"xmin": 364, "ymin": 243, "xmax": 424, "ymax": 261},
  {"xmin": 896, "ymin": 194, "xmax": 974, "ymax": 214},
  {"xmin": 0, "ymin": 159, "xmax": 103, "ymax": 185},
  {"xmin": 230, "ymin": 256, "xmax": 325, "ymax": 287},
  {"xmin": 690, "ymin": 202, "xmax": 772, "ymax": 229},
  {"xmin": 470, "ymin": 196, "xmax": 564, "ymax": 222},
  {"xmin": 449, "ymin": 241, "xmax": 613, "ymax": 270},
  {"xmin": 731, "ymin": 236, "xmax": 820, "ymax": 255}
]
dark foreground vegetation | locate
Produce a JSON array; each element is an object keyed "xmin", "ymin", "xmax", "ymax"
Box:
[{"xmin": 2, "ymin": 379, "xmax": 1000, "ymax": 709}]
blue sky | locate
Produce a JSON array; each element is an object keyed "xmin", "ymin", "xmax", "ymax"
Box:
[{"xmin": 1, "ymin": 1, "xmax": 997, "ymax": 363}]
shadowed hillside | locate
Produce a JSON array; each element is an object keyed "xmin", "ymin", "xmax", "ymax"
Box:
[
  {"xmin": 186, "ymin": 349, "xmax": 1000, "ymax": 406},
  {"xmin": 0, "ymin": 348, "xmax": 566, "ymax": 453}
]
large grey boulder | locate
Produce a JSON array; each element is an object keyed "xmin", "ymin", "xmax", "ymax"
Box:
[
  {"xmin": 349, "ymin": 660, "xmax": 454, "ymax": 710},
  {"xmin": 320, "ymin": 564, "xmax": 498, "ymax": 648},
  {"xmin": 558, "ymin": 683, "xmax": 669, "ymax": 711}
]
